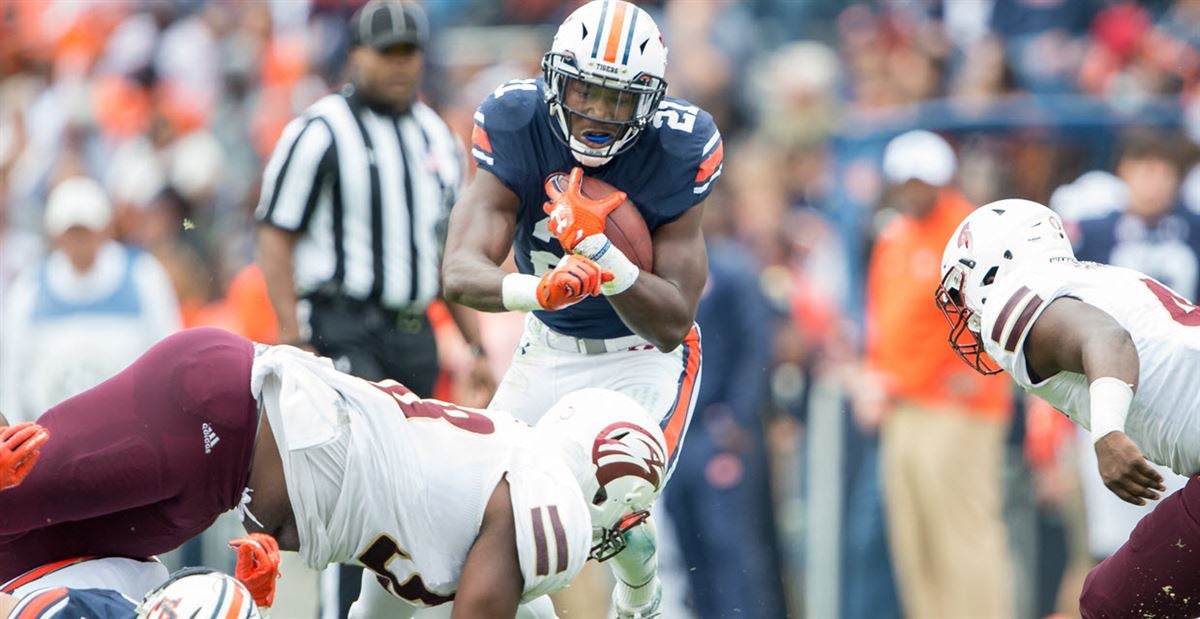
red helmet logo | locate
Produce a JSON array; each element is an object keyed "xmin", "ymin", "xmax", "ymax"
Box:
[
  {"xmin": 957, "ymin": 223, "xmax": 972, "ymax": 249},
  {"xmin": 592, "ymin": 421, "xmax": 665, "ymax": 491}
]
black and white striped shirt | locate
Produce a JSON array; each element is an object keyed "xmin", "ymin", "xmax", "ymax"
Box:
[{"xmin": 256, "ymin": 87, "xmax": 464, "ymax": 309}]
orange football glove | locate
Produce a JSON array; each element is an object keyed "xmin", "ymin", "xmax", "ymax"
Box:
[
  {"xmin": 229, "ymin": 532, "xmax": 281, "ymax": 607},
  {"xmin": 543, "ymin": 167, "xmax": 627, "ymax": 251},
  {"xmin": 0, "ymin": 422, "xmax": 49, "ymax": 491},
  {"xmin": 537, "ymin": 254, "xmax": 614, "ymax": 311}
]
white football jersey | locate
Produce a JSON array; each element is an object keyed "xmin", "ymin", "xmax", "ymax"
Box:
[
  {"xmin": 981, "ymin": 260, "xmax": 1200, "ymax": 475},
  {"xmin": 250, "ymin": 346, "xmax": 590, "ymax": 606}
]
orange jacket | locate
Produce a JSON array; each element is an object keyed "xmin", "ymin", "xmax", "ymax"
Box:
[{"xmin": 866, "ymin": 190, "xmax": 1012, "ymax": 419}]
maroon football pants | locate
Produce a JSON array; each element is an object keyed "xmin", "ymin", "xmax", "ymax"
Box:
[
  {"xmin": 0, "ymin": 328, "xmax": 259, "ymax": 582},
  {"xmin": 1080, "ymin": 475, "xmax": 1200, "ymax": 618}
]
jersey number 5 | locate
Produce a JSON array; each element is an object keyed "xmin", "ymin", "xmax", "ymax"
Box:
[
  {"xmin": 1143, "ymin": 278, "xmax": 1200, "ymax": 326},
  {"xmin": 358, "ymin": 534, "xmax": 453, "ymax": 606}
]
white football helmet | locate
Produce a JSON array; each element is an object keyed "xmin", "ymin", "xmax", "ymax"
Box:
[
  {"xmin": 936, "ymin": 199, "xmax": 1074, "ymax": 374},
  {"xmin": 136, "ymin": 568, "xmax": 261, "ymax": 619},
  {"xmin": 542, "ymin": 0, "xmax": 668, "ymax": 167},
  {"xmin": 536, "ymin": 388, "xmax": 668, "ymax": 561}
]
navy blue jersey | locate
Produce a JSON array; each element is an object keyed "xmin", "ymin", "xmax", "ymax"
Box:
[
  {"xmin": 1073, "ymin": 208, "xmax": 1200, "ymax": 301},
  {"xmin": 471, "ymin": 78, "xmax": 723, "ymax": 339},
  {"xmin": 10, "ymin": 587, "xmax": 134, "ymax": 618}
]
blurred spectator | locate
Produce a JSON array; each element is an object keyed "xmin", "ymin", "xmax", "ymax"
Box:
[
  {"xmin": 0, "ymin": 177, "xmax": 179, "ymax": 423},
  {"xmin": 1078, "ymin": 2, "xmax": 1200, "ymax": 109},
  {"xmin": 1073, "ymin": 131, "xmax": 1200, "ymax": 299},
  {"xmin": 665, "ymin": 234, "xmax": 787, "ymax": 619},
  {"xmin": 990, "ymin": 0, "xmax": 1095, "ymax": 93},
  {"xmin": 0, "ymin": 178, "xmax": 41, "ymax": 298},
  {"xmin": 1185, "ymin": 161, "xmax": 1200, "ymax": 214},
  {"xmin": 863, "ymin": 130, "xmax": 1014, "ymax": 619},
  {"xmin": 1050, "ymin": 170, "xmax": 1130, "ymax": 224}
]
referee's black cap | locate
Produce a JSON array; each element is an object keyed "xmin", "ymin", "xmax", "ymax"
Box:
[{"xmin": 351, "ymin": 0, "xmax": 429, "ymax": 50}]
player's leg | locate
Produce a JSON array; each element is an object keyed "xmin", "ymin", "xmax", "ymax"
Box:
[
  {"xmin": 348, "ymin": 570, "xmax": 416, "ymax": 619},
  {"xmin": 0, "ymin": 328, "xmax": 259, "ymax": 581},
  {"xmin": 1078, "ymin": 476, "xmax": 1200, "ymax": 618},
  {"xmin": 933, "ymin": 411, "xmax": 1013, "ymax": 619},
  {"xmin": 515, "ymin": 596, "xmax": 558, "ymax": 618},
  {"xmin": 409, "ymin": 597, "xmax": 557, "ymax": 619},
  {"xmin": 880, "ymin": 403, "xmax": 936, "ymax": 619},
  {"xmin": 486, "ymin": 319, "xmax": 564, "ymax": 425},
  {"xmin": 597, "ymin": 325, "xmax": 703, "ymax": 616}
]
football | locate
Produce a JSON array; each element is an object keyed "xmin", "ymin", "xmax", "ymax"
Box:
[{"xmin": 546, "ymin": 172, "xmax": 654, "ymax": 272}]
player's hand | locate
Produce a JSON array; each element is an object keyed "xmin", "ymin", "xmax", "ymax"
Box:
[
  {"xmin": 543, "ymin": 167, "xmax": 627, "ymax": 251},
  {"xmin": 0, "ymin": 422, "xmax": 49, "ymax": 491},
  {"xmin": 537, "ymin": 254, "xmax": 614, "ymax": 311},
  {"xmin": 229, "ymin": 533, "xmax": 281, "ymax": 607},
  {"xmin": 1095, "ymin": 431, "xmax": 1166, "ymax": 506}
]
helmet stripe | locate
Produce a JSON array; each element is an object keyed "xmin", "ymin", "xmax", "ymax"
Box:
[
  {"xmin": 621, "ymin": 6, "xmax": 640, "ymax": 65},
  {"xmin": 209, "ymin": 574, "xmax": 229, "ymax": 619},
  {"xmin": 591, "ymin": 0, "xmax": 610, "ymax": 59},
  {"xmin": 223, "ymin": 579, "xmax": 248, "ymax": 619},
  {"xmin": 2, "ymin": 557, "xmax": 95, "ymax": 594},
  {"xmin": 603, "ymin": 1, "xmax": 629, "ymax": 63}
]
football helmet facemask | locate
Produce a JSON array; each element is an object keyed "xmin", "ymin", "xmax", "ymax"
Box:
[
  {"xmin": 542, "ymin": 0, "xmax": 668, "ymax": 167},
  {"xmin": 936, "ymin": 199, "xmax": 1075, "ymax": 374}
]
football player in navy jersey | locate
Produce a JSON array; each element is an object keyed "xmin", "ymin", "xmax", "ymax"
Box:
[{"xmin": 442, "ymin": 1, "xmax": 722, "ymax": 616}]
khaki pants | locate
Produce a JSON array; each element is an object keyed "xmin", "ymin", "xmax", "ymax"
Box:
[{"xmin": 882, "ymin": 403, "xmax": 1014, "ymax": 619}]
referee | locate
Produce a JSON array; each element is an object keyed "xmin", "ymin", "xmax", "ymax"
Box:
[
  {"xmin": 255, "ymin": 2, "xmax": 494, "ymax": 613},
  {"xmin": 257, "ymin": 0, "xmax": 491, "ymax": 394}
]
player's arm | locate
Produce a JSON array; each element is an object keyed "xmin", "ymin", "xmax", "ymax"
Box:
[
  {"xmin": 606, "ymin": 202, "xmax": 707, "ymax": 352},
  {"xmin": 1024, "ymin": 297, "xmax": 1165, "ymax": 505},
  {"xmin": 441, "ymin": 170, "xmax": 521, "ymax": 313},
  {"xmin": 443, "ymin": 171, "xmax": 610, "ymax": 314},
  {"xmin": 545, "ymin": 176, "xmax": 707, "ymax": 351},
  {"xmin": 0, "ymin": 592, "xmax": 16, "ymax": 618},
  {"xmin": 452, "ymin": 477, "xmax": 523, "ymax": 619},
  {"xmin": 257, "ymin": 225, "xmax": 305, "ymax": 345}
]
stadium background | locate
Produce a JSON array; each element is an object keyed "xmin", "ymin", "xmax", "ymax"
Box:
[{"xmin": 1, "ymin": 0, "xmax": 1199, "ymax": 617}]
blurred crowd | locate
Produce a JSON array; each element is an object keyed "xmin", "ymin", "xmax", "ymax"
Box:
[{"xmin": 2, "ymin": 1, "xmax": 1200, "ymax": 618}]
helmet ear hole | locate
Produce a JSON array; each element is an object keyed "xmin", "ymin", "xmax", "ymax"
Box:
[
  {"xmin": 593, "ymin": 487, "xmax": 608, "ymax": 506},
  {"xmin": 982, "ymin": 266, "xmax": 999, "ymax": 286}
]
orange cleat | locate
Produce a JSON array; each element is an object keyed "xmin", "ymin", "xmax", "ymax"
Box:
[
  {"xmin": 229, "ymin": 532, "xmax": 281, "ymax": 607},
  {"xmin": 0, "ymin": 423, "xmax": 49, "ymax": 491}
]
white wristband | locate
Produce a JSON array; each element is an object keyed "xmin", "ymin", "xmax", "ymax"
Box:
[
  {"xmin": 574, "ymin": 234, "xmax": 640, "ymax": 296},
  {"xmin": 502, "ymin": 273, "xmax": 542, "ymax": 312},
  {"xmin": 1089, "ymin": 377, "xmax": 1134, "ymax": 443}
]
